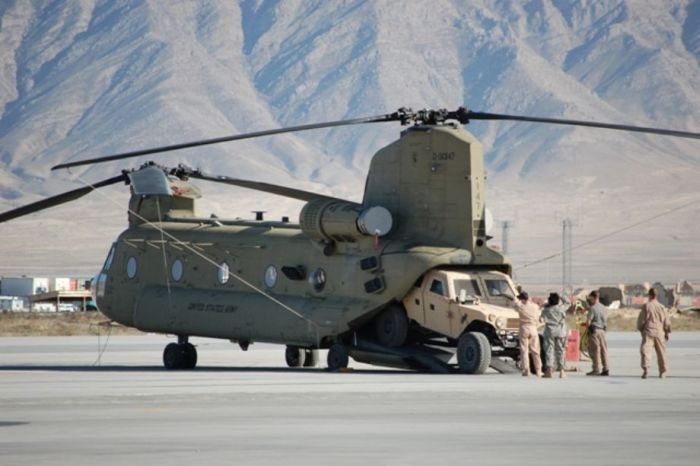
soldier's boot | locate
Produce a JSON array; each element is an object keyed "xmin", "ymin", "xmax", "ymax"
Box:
[
  {"xmin": 542, "ymin": 368, "xmax": 552, "ymax": 378},
  {"xmin": 641, "ymin": 369, "xmax": 648, "ymax": 379},
  {"xmin": 559, "ymin": 369, "xmax": 566, "ymax": 379}
]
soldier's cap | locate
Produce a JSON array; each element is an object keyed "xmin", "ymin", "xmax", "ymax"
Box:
[{"xmin": 517, "ymin": 291, "xmax": 529, "ymax": 301}]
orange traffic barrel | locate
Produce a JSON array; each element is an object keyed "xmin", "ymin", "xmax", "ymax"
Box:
[{"xmin": 566, "ymin": 329, "xmax": 580, "ymax": 362}]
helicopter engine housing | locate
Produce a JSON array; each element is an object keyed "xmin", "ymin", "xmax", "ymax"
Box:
[{"xmin": 299, "ymin": 199, "xmax": 393, "ymax": 242}]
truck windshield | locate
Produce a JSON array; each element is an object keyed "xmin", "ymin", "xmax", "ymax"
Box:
[
  {"xmin": 454, "ymin": 279, "xmax": 481, "ymax": 297},
  {"xmin": 484, "ymin": 279, "xmax": 515, "ymax": 299}
]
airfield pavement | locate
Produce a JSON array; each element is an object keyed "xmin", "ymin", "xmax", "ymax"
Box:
[{"xmin": 1, "ymin": 333, "xmax": 699, "ymax": 466}]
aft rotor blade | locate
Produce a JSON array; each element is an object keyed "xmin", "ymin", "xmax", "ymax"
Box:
[
  {"xmin": 188, "ymin": 171, "xmax": 346, "ymax": 203},
  {"xmin": 52, "ymin": 113, "xmax": 401, "ymax": 171},
  {"xmin": 465, "ymin": 111, "xmax": 700, "ymax": 139},
  {"xmin": 0, "ymin": 174, "xmax": 127, "ymax": 223}
]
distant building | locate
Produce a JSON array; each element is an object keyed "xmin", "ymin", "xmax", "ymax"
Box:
[
  {"xmin": 0, "ymin": 296, "xmax": 27, "ymax": 311},
  {"xmin": 676, "ymin": 281, "xmax": 696, "ymax": 309},
  {"xmin": 0, "ymin": 277, "xmax": 49, "ymax": 297},
  {"xmin": 624, "ymin": 283, "xmax": 649, "ymax": 306},
  {"xmin": 598, "ymin": 285, "xmax": 623, "ymax": 307}
]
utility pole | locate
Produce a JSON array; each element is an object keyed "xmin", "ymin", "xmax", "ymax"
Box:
[
  {"xmin": 562, "ymin": 218, "xmax": 573, "ymax": 298},
  {"xmin": 501, "ymin": 221, "xmax": 511, "ymax": 255}
]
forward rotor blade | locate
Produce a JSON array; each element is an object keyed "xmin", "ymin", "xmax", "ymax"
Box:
[
  {"xmin": 465, "ymin": 111, "xmax": 700, "ymax": 139},
  {"xmin": 52, "ymin": 112, "xmax": 402, "ymax": 171},
  {"xmin": 0, "ymin": 174, "xmax": 127, "ymax": 224},
  {"xmin": 187, "ymin": 171, "xmax": 347, "ymax": 203}
]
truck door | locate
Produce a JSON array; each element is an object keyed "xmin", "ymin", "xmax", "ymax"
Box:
[{"xmin": 423, "ymin": 276, "xmax": 453, "ymax": 336}]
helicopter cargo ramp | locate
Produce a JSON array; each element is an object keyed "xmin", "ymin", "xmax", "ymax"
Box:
[{"xmin": 347, "ymin": 338, "xmax": 520, "ymax": 374}]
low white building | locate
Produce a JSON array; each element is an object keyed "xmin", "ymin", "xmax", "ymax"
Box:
[{"xmin": 0, "ymin": 295, "xmax": 27, "ymax": 311}]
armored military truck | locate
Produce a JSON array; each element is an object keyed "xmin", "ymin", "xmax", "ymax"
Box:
[
  {"xmin": 334, "ymin": 268, "xmax": 521, "ymax": 374},
  {"xmin": 402, "ymin": 269, "xmax": 520, "ymax": 373}
]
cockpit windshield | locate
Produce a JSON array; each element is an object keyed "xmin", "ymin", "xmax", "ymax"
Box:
[{"xmin": 484, "ymin": 279, "xmax": 515, "ymax": 300}]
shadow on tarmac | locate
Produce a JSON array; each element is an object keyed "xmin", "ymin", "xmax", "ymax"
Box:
[{"xmin": 0, "ymin": 364, "xmax": 463, "ymax": 375}]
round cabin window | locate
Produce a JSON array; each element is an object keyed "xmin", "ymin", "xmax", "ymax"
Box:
[
  {"xmin": 126, "ymin": 257, "xmax": 137, "ymax": 279},
  {"xmin": 171, "ymin": 259, "xmax": 184, "ymax": 281},
  {"xmin": 309, "ymin": 268, "xmax": 326, "ymax": 292},
  {"xmin": 218, "ymin": 262, "xmax": 230, "ymax": 284},
  {"xmin": 264, "ymin": 264, "xmax": 278, "ymax": 288}
]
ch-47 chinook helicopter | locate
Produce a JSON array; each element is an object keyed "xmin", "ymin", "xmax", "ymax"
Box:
[{"xmin": 1, "ymin": 107, "xmax": 698, "ymax": 373}]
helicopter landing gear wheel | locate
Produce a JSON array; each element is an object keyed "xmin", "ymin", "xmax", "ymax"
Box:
[
  {"xmin": 326, "ymin": 344, "xmax": 349, "ymax": 371},
  {"xmin": 303, "ymin": 349, "xmax": 319, "ymax": 367},
  {"xmin": 457, "ymin": 332, "xmax": 491, "ymax": 374},
  {"xmin": 163, "ymin": 341, "xmax": 197, "ymax": 370},
  {"xmin": 374, "ymin": 304, "xmax": 409, "ymax": 347},
  {"xmin": 285, "ymin": 346, "xmax": 306, "ymax": 368},
  {"xmin": 182, "ymin": 342, "xmax": 197, "ymax": 369}
]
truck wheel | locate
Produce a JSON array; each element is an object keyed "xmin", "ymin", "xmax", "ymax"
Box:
[
  {"xmin": 285, "ymin": 346, "xmax": 306, "ymax": 368},
  {"xmin": 457, "ymin": 332, "xmax": 492, "ymax": 374},
  {"xmin": 327, "ymin": 344, "xmax": 349, "ymax": 371},
  {"xmin": 374, "ymin": 304, "xmax": 409, "ymax": 347}
]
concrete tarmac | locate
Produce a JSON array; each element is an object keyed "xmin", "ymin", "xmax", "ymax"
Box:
[{"xmin": 1, "ymin": 333, "xmax": 699, "ymax": 465}]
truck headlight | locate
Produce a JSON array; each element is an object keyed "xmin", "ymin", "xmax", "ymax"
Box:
[{"xmin": 495, "ymin": 317, "xmax": 505, "ymax": 329}]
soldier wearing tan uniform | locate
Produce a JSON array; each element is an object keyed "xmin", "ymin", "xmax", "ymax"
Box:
[
  {"xmin": 637, "ymin": 288, "xmax": 671, "ymax": 379},
  {"xmin": 514, "ymin": 291, "xmax": 542, "ymax": 377},
  {"xmin": 585, "ymin": 290, "xmax": 609, "ymax": 376}
]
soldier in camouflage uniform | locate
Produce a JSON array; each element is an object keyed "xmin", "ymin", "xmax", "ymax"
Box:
[{"xmin": 540, "ymin": 292, "xmax": 569, "ymax": 378}]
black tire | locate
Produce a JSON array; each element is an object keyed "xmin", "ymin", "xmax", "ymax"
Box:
[
  {"xmin": 457, "ymin": 332, "xmax": 492, "ymax": 374},
  {"xmin": 163, "ymin": 342, "xmax": 183, "ymax": 370},
  {"xmin": 285, "ymin": 346, "xmax": 306, "ymax": 368},
  {"xmin": 326, "ymin": 344, "xmax": 349, "ymax": 371},
  {"xmin": 374, "ymin": 304, "xmax": 409, "ymax": 347},
  {"xmin": 303, "ymin": 349, "xmax": 319, "ymax": 367},
  {"xmin": 183, "ymin": 342, "xmax": 197, "ymax": 369}
]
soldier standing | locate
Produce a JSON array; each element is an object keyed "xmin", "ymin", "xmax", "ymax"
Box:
[
  {"xmin": 637, "ymin": 288, "xmax": 671, "ymax": 379},
  {"xmin": 514, "ymin": 291, "xmax": 542, "ymax": 377},
  {"xmin": 585, "ymin": 290, "xmax": 609, "ymax": 376},
  {"xmin": 541, "ymin": 292, "xmax": 568, "ymax": 378}
]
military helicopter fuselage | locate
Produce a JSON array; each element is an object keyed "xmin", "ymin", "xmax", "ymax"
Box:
[{"xmin": 93, "ymin": 122, "xmax": 515, "ymax": 372}]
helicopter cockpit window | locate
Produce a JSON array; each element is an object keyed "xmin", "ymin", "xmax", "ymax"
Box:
[
  {"xmin": 429, "ymin": 279, "xmax": 445, "ymax": 297},
  {"xmin": 171, "ymin": 259, "xmax": 184, "ymax": 282},
  {"xmin": 454, "ymin": 279, "xmax": 481, "ymax": 298},
  {"xmin": 485, "ymin": 279, "xmax": 515, "ymax": 299},
  {"xmin": 309, "ymin": 268, "xmax": 326, "ymax": 292},
  {"xmin": 218, "ymin": 262, "xmax": 230, "ymax": 284},
  {"xmin": 103, "ymin": 244, "xmax": 116, "ymax": 271},
  {"xmin": 126, "ymin": 256, "xmax": 138, "ymax": 279}
]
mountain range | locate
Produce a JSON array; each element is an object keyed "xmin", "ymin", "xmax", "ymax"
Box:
[{"xmin": 1, "ymin": 0, "xmax": 699, "ymax": 289}]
